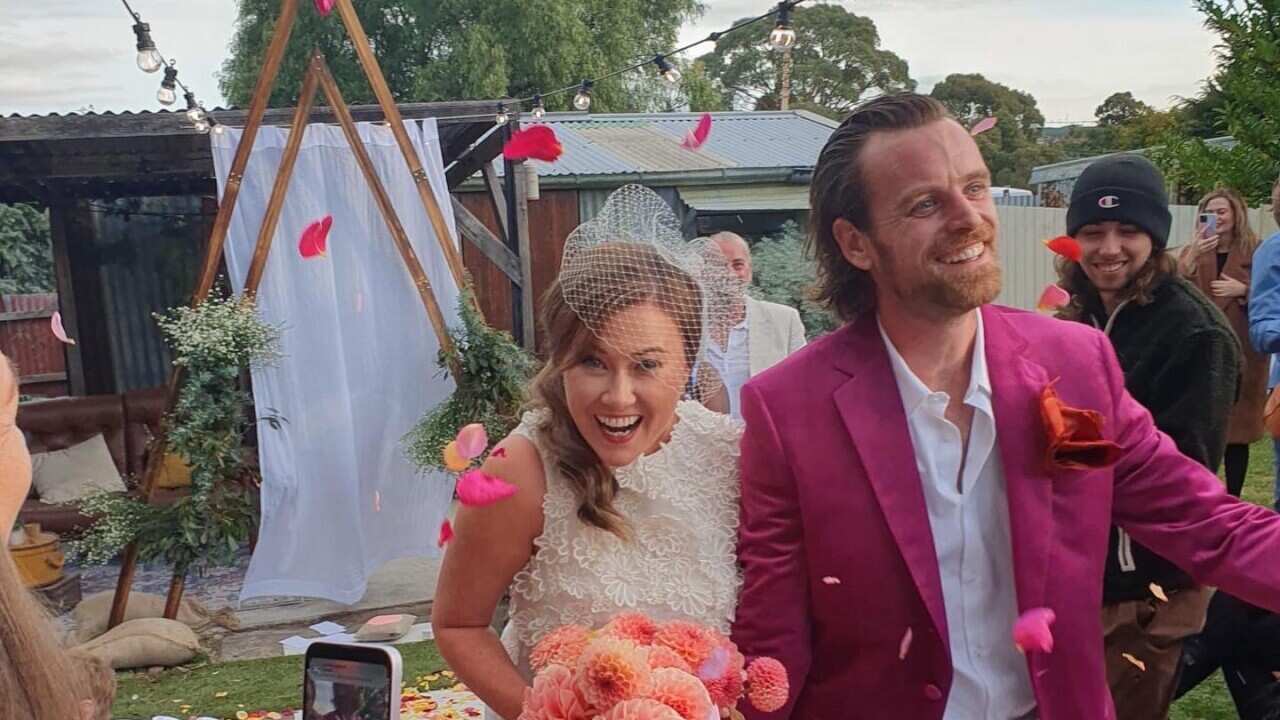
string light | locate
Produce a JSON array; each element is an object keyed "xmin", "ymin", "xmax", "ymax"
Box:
[
  {"xmin": 653, "ymin": 56, "xmax": 681, "ymax": 85},
  {"xmin": 183, "ymin": 91, "xmax": 206, "ymax": 123},
  {"xmin": 132, "ymin": 21, "xmax": 162, "ymax": 73},
  {"xmin": 769, "ymin": 1, "xmax": 798, "ymax": 51},
  {"xmin": 495, "ymin": 103, "xmax": 510, "ymax": 125},
  {"xmin": 573, "ymin": 80, "xmax": 594, "ymax": 111},
  {"xmin": 208, "ymin": 116, "xmax": 227, "ymax": 135},
  {"xmin": 157, "ymin": 65, "xmax": 178, "ymax": 106},
  {"xmin": 531, "ymin": 94, "xmax": 546, "ymax": 120}
]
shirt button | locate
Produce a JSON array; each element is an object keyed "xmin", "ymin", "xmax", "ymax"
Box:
[{"xmin": 924, "ymin": 684, "xmax": 944, "ymax": 701}]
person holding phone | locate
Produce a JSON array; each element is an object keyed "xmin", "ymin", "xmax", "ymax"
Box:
[{"xmin": 1178, "ymin": 187, "xmax": 1267, "ymax": 497}]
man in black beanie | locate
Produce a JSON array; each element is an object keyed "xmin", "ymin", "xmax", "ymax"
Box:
[{"xmin": 1057, "ymin": 153, "xmax": 1241, "ymax": 718}]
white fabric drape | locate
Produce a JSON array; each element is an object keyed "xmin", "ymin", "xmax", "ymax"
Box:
[{"xmin": 211, "ymin": 120, "xmax": 460, "ymax": 604}]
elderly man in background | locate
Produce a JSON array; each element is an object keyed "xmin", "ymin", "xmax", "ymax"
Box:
[{"xmin": 704, "ymin": 231, "xmax": 807, "ymax": 419}]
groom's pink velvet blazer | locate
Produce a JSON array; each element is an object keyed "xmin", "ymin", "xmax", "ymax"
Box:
[{"xmin": 732, "ymin": 304, "xmax": 1280, "ymax": 720}]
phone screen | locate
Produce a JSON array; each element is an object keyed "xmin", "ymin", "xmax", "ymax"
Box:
[
  {"xmin": 1200, "ymin": 213, "xmax": 1218, "ymax": 236},
  {"xmin": 304, "ymin": 655, "xmax": 394, "ymax": 720}
]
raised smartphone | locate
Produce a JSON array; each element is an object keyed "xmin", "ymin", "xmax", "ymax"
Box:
[{"xmin": 303, "ymin": 641, "xmax": 403, "ymax": 720}]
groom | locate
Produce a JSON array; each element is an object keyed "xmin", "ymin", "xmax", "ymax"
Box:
[{"xmin": 731, "ymin": 93, "xmax": 1280, "ymax": 719}]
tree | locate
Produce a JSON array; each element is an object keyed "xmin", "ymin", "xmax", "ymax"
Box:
[
  {"xmin": 698, "ymin": 4, "xmax": 914, "ymax": 119},
  {"xmin": 930, "ymin": 74, "xmax": 1058, "ymax": 187},
  {"xmin": 1151, "ymin": 0, "xmax": 1280, "ymax": 204},
  {"xmin": 220, "ymin": 0, "xmax": 703, "ymax": 112},
  {"xmin": 1095, "ymin": 91, "xmax": 1153, "ymax": 127},
  {"xmin": 0, "ymin": 203, "xmax": 54, "ymax": 295}
]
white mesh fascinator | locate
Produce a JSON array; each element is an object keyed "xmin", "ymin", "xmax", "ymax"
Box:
[{"xmin": 557, "ymin": 185, "xmax": 741, "ymax": 403}]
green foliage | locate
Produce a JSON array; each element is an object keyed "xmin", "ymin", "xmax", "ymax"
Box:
[
  {"xmin": 220, "ymin": 0, "xmax": 702, "ymax": 112},
  {"xmin": 698, "ymin": 4, "xmax": 914, "ymax": 118},
  {"xmin": 748, "ymin": 221, "xmax": 836, "ymax": 339},
  {"xmin": 1095, "ymin": 91, "xmax": 1153, "ymax": 127},
  {"xmin": 69, "ymin": 295, "xmax": 281, "ymax": 575},
  {"xmin": 1152, "ymin": 0, "xmax": 1280, "ymax": 204},
  {"xmin": 930, "ymin": 73, "xmax": 1060, "ymax": 188},
  {"xmin": 404, "ymin": 287, "xmax": 536, "ymax": 473},
  {"xmin": 0, "ymin": 203, "xmax": 54, "ymax": 294}
]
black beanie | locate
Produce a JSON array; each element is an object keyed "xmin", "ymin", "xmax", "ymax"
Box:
[{"xmin": 1066, "ymin": 154, "xmax": 1172, "ymax": 249}]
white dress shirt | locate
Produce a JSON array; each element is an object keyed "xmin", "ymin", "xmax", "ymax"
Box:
[
  {"xmin": 705, "ymin": 318, "xmax": 750, "ymax": 420},
  {"xmin": 878, "ymin": 312, "xmax": 1037, "ymax": 720}
]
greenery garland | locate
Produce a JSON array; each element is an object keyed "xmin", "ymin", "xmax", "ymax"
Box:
[
  {"xmin": 69, "ymin": 294, "xmax": 282, "ymax": 575},
  {"xmin": 404, "ymin": 287, "xmax": 536, "ymax": 473}
]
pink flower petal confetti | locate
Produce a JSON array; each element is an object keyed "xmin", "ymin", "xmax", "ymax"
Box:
[
  {"xmin": 1149, "ymin": 583, "xmax": 1169, "ymax": 602},
  {"xmin": 1036, "ymin": 284, "xmax": 1070, "ymax": 313},
  {"xmin": 455, "ymin": 423, "xmax": 488, "ymax": 460},
  {"xmin": 970, "ymin": 116, "xmax": 998, "ymax": 136},
  {"xmin": 898, "ymin": 627, "xmax": 913, "ymax": 660},
  {"xmin": 455, "ymin": 469, "xmax": 517, "ymax": 507},
  {"xmin": 821, "ymin": 576, "xmax": 841, "ymax": 585},
  {"xmin": 1122, "ymin": 653, "xmax": 1146, "ymax": 672},
  {"xmin": 437, "ymin": 520, "xmax": 454, "ymax": 547},
  {"xmin": 681, "ymin": 113, "xmax": 713, "ymax": 151},
  {"xmin": 1013, "ymin": 607, "xmax": 1056, "ymax": 654},
  {"xmin": 490, "ymin": 447, "xmax": 508, "ymax": 459},
  {"xmin": 374, "ymin": 490, "xmax": 381, "ymax": 512},
  {"xmin": 50, "ymin": 311, "xmax": 76, "ymax": 345},
  {"xmin": 313, "ymin": 0, "xmax": 335, "ymax": 16},
  {"xmin": 298, "ymin": 215, "xmax": 332, "ymax": 259}
]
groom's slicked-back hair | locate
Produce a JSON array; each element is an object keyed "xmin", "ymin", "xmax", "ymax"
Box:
[{"xmin": 810, "ymin": 93, "xmax": 954, "ymax": 321}]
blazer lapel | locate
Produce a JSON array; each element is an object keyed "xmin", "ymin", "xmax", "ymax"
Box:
[
  {"xmin": 982, "ymin": 306, "xmax": 1056, "ymax": 614},
  {"xmin": 1196, "ymin": 247, "xmax": 1232, "ymax": 312},
  {"xmin": 833, "ymin": 316, "xmax": 949, "ymax": 644},
  {"xmin": 746, "ymin": 298, "xmax": 767, "ymax": 376}
]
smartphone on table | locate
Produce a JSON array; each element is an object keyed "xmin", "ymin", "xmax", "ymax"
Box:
[
  {"xmin": 1199, "ymin": 212, "xmax": 1218, "ymax": 238},
  {"xmin": 304, "ymin": 641, "xmax": 402, "ymax": 720}
]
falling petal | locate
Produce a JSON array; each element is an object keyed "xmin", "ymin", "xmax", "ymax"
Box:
[
  {"xmin": 313, "ymin": 0, "xmax": 335, "ymax": 16},
  {"xmin": 1012, "ymin": 607, "xmax": 1056, "ymax": 654},
  {"xmin": 215, "ymin": 692, "xmax": 229, "ymax": 698},
  {"xmin": 1035, "ymin": 284, "xmax": 1071, "ymax": 313},
  {"xmin": 970, "ymin": 116, "xmax": 998, "ymax": 136},
  {"xmin": 1149, "ymin": 583, "xmax": 1169, "ymax": 602},
  {"xmin": 1044, "ymin": 235, "xmax": 1083, "ymax": 263},
  {"xmin": 354, "ymin": 291, "xmax": 364, "ymax": 314},
  {"xmin": 456, "ymin": 469, "xmax": 518, "ymax": 506},
  {"xmin": 898, "ymin": 627, "xmax": 913, "ymax": 660},
  {"xmin": 821, "ymin": 576, "xmax": 841, "ymax": 585},
  {"xmin": 374, "ymin": 491, "xmax": 381, "ymax": 513},
  {"xmin": 50, "ymin": 311, "xmax": 76, "ymax": 345},
  {"xmin": 455, "ymin": 423, "xmax": 489, "ymax": 460},
  {"xmin": 298, "ymin": 215, "xmax": 333, "ymax": 259},
  {"xmin": 490, "ymin": 447, "xmax": 508, "ymax": 459},
  {"xmin": 1122, "ymin": 653, "xmax": 1147, "ymax": 672},
  {"xmin": 502, "ymin": 125, "xmax": 563, "ymax": 162},
  {"xmin": 442, "ymin": 441, "xmax": 470, "ymax": 472},
  {"xmin": 437, "ymin": 520, "xmax": 454, "ymax": 547},
  {"xmin": 681, "ymin": 113, "xmax": 713, "ymax": 151}
]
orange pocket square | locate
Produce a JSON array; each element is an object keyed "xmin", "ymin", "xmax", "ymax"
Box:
[{"xmin": 1040, "ymin": 383, "xmax": 1122, "ymax": 470}]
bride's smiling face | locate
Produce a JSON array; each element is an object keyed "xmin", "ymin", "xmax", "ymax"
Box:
[{"xmin": 563, "ymin": 302, "xmax": 690, "ymax": 468}]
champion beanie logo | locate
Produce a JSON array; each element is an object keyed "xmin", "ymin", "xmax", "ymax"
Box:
[{"xmin": 1099, "ymin": 195, "xmax": 1120, "ymax": 208}]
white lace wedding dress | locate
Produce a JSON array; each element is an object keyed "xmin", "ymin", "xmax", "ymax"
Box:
[{"xmin": 486, "ymin": 400, "xmax": 742, "ymax": 719}]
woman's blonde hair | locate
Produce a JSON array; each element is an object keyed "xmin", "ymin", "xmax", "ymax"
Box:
[
  {"xmin": 1199, "ymin": 187, "xmax": 1259, "ymax": 254},
  {"xmin": 529, "ymin": 243, "xmax": 703, "ymax": 537}
]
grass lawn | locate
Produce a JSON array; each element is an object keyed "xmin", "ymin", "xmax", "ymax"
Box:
[
  {"xmin": 111, "ymin": 443, "xmax": 1278, "ymax": 719},
  {"xmin": 112, "ymin": 641, "xmax": 450, "ymax": 719},
  {"xmin": 1170, "ymin": 437, "xmax": 1275, "ymax": 720}
]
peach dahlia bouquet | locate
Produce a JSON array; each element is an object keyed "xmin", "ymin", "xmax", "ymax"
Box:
[{"xmin": 518, "ymin": 613, "xmax": 788, "ymax": 720}]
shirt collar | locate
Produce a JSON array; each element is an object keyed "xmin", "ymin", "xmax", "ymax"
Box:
[{"xmin": 878, "ymin": 311, "xmax": 992, "ymax": 417}]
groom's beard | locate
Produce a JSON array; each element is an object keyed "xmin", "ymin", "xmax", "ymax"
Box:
[{"xmin": 875, "ymin": 222, "xmax": 1002, "ymax": 318}]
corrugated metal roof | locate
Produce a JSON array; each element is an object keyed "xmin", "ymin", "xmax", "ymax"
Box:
[
  {"xmin": 679, "ymin": 183, "xmax": 810, "ymax": 211},
  {"xmin": 1029, "ymin": 136, "xmax": 1237, "ymax": 186},
  {"xmin": 518, "ymin": 111, "xmax": 837, "ymax": 177}
]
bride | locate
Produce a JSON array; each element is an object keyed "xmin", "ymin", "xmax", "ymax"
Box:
[{"xmin": 431, "ymin": 186, "xmax": 744, "ymax": 719}]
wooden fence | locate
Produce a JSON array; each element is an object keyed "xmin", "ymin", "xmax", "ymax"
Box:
[{"xmin": 0, "ymin": 293, "xmax": 67, "ymax": 396}]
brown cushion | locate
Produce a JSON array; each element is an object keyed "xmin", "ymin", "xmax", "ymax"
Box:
[{"xmin": 17, "ymin": 395, "xmax": 127, "ymax": 476}]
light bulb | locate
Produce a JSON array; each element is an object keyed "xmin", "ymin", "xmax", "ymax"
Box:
[
  {"xmin": 769, "ymin": 25, "xmax": 796, "ymax": 51},
  {"xmin": 157, "ymin": 86, "xmax": 177, "ymax": 105},
  {"xmin": 663, "ymin": 67, "xmax": 682, "ymax": 85},
  {"xmin": 133, "ymin": 21, "xmax": 162, "ymax": 73},
  {"xmin": 186, "ymin": 107, "xmax": 205, "ymax": 123},
  {"xmin": 495, "ymin": 106, "xmax": 510, "ymax": 125},
  {"xmin": 531, "ymin": 95, "xmax": 545, "ymax": 120},
  {"xmin": 136, "ymin": 48, "xmax": 163, "ymax": 73},
  {"xmin": 654, "ymin": 56, "xmax": 681, "ymax": 86},
  {"xmin": 193, "ymin": 119, "xmax": 210, "ymax": 134},
  {"xmin": 210, "ymin": 122, "xmax": 227, "ymax": 135},
  {"xmin": 573, "ymin": 90, "xmax": 591, "ymax": 111}
]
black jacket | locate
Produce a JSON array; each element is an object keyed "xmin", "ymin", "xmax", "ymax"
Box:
[{"xmin": 1073, "ymin": 275, "xmax": 1241, "ymax": 603}]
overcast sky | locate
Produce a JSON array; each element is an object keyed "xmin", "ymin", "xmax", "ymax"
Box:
[{"xmin": 3, "ymin": 1, "xmax": 1219, "ymax": 124}]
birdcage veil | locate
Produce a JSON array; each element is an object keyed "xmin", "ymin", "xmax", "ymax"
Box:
[{"xmin": 557, "ymin": 184, "xmax": 741, "ymax": 404}]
